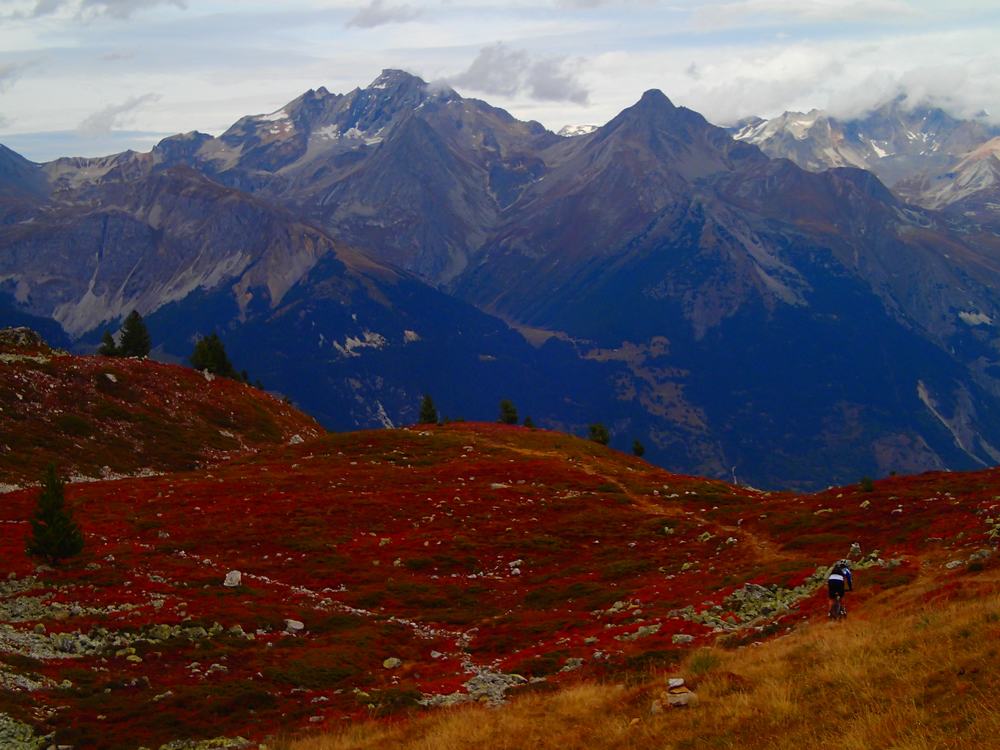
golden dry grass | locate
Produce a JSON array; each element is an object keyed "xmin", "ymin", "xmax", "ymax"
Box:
[{"xmin": 286, "ymin": 571, "xmax": 1000, "ymax": 750}]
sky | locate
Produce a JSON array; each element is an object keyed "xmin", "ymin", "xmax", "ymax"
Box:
[{"xmin": 0, "ymin": 0, "xmax": 999, "ymax": 161}]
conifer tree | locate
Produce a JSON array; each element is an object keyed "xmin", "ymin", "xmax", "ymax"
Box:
[
  {"xmin": 190, "ymin": 333, "xmax": 237, "ymax": 378},
  {"xmin": 118, "ymin": 310, "xmax": 151, "ymax": 358},
  {"xmin": 97, "ymin": 330, "xmax": 119, "ymax": 357},
  {"xmin": 499, "ymin": 399, "xmax": 518, "ymax": 425},
  {"xmin": 419, "ymin": 394, "xmax": 438, "ymax": 424},
  {"xmin": 523, "ymin": 416, "xmax": 535, "ymax": 429},
  {"xmin": 588, "ymin": 423, "xmax": 610, "ymax": 446},
  {"xmin": 26, "ymin": 466, "xmax": 84, "ymax": 564},
  {"xmin": 632, "ymin": 439, "xmax": 645, "ymax": 457}
]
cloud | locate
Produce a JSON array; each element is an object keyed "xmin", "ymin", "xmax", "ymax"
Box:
[
  {"xmin": 77, "ymin": 92, "xmax": 160, "ymax": 135},
  {"xmin": 692, "ymin": 0, "xmax": 919, "ymax": 29},
  {"xmin": 0, "ymin": 114, "xmax": 10, "ymax": 129},
  {"xmin": 4, "ymin": 0, "xmax": 185, "ymax": 20},
  {"xmin": 0, "ymin": 62, "xmax": 29, "ymax": 92},
  {"xmin": 346, "ymin": 0, "xmax": 420, "ymax": 29},
  {"xmin": 100, "ymin": 51, "xmax": 135, "ymax": 61},
  {"xmin": 447, "ymin": 43, "xmax": 589, "ymax": 105}
]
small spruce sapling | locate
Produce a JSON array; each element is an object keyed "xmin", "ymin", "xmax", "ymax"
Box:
[
  {"xmin": 97, "ymin": 330, "xmax": 119, "ymax": 357},
  {"xmin": 419, "ymin": 394, "xmax": 439, "ymax": 424},
  {"xmin": 523, "ymin": 416, "xmax": 535, "ymax": 428},
  {"xmin": 499, "ymin": 399, "xmax": 519, "ymax": 425},
  {"xmin": 589, "ymin": 423, "xmax": 610, "ymax": 446},
  {"xmin": 26, "ymin": 465, "xmax": 84, "ymax": 564},
  {"xmin": 632, "ymin": 439, "xmax": 645, "ymax": 457}
]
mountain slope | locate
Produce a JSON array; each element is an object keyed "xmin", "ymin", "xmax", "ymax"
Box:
[
  {"xmin": 292, "ymin": 571, "xmax": 1000, "ymax": 750},
  {"xmin": 0, "ymin": 327, "xmax": 321, "ymax": 486},
  {"xmin": 2, "ymin": 422, "xmax": 998, "ymax": 748},
  {"xmin": 4, "ymin": 75, "xmax": 1000, "ymax": 487}
]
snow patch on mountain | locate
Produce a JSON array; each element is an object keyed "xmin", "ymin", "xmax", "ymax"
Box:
[
  {"xmin": 258, "ymin": 109, "xmax": 290, "ymax": 122},
  {"xmin": 959, "ymin": 311, "xmax": 993, "ymax": 326},
  {"xmin": 334, "ymin": 331, "xmax": 388, "ymax": 358}
]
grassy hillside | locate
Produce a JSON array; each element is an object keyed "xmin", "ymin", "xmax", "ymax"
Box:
[
  {"xmin": 290, "ymin": 570, "xmax": 1000, "ymax": 750},
  {"xmin": 1, "ymin": 421, "xmax": 997, "ymax": 748},
  {"xmin": 0, "ymin": 329, "xmax": 321, "ymax": 486}
]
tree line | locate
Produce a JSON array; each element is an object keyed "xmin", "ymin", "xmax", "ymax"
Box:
[
  {"xmin": 419, "ymin": 394, "xmax": 645, "ymax": 457},
  {"xmin": 98, "ymin": 310, "xmax": 254, "ymax": 384}
]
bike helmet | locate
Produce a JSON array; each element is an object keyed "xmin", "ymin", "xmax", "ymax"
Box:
[{"xmin": 838, "ymin": 559, "xmax": 852, "ymax": 570}]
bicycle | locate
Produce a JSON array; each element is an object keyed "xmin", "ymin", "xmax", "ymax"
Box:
[{"xmin": 829, "ymin": 594, "xmax": 847, "ymax": 620}]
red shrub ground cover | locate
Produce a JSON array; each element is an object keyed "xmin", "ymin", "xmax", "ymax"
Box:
[
  {"xmin": 0, "ymin": 343, "xmax": 321, "ymax": 486},
  {"xmin": 2, "ymin": 423, "xmax": 998, "ymax": 748}
]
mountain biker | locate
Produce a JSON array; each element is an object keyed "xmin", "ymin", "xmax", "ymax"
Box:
[{"xmin": 828, "ymin": 559, "xmax": 853, "ymax": 618}]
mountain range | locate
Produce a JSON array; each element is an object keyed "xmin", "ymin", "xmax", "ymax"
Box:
[
  {"xmin": 1, "ymin": 340, "xmax": 998, "ymax": 747},
  {"xmin": 3, "ymin": 71, "xmax": 1000, "ymax": 489},
  {"xmin": 731, "ymin": 96, "xmax": 1000, "ymax": 225}
]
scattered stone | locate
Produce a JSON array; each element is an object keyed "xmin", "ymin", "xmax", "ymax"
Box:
[
  {"xmin": 288, "ymin": 434, "xmax": 305, "ymax": 446},
  {"xmin": 284, "ymin": 620, "xmax": 304, "ymax": 634},
  {"xmin": 223, "ymin": 571, "xmax": 242, "ymax": 588},
  {"xmin": 383, "ymin": 657, "xmax": 402, "ymax": 669},
  {"xmin": 158, "ymin": 738, "xmax": 251, "ymax": 750},
  {"xmin": 945, "ymin": 560, "xmax": 964, "ymax": 569},
  {"xmin": 667, "ymin": 677, "xmax": 685, "ymax": 689},
  {"xmin": 617, "ymin": 624, "xmax": 660, "ymax": 641},
  {"xmin": 560, "ymin": 658, "xmax": 584, "ymax": 672},
  {"xmin": 666, "ymin": 690, "xmax": 698, "ymax": 707},
  {"xmin": 969, "ymin": 549, "xmax": 992, "ymax": 563},
  {"xmin": 672, "ymin": 633, "xmax": 695, "ymax": 645},
  {"xmin": 0, "ymin": 712, "xmax": 45, "ymax": 750}
]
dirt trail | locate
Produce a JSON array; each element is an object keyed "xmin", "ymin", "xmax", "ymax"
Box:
[{"xmin": 473, "ymin": 435, "xmax": 798, "ymax": 567}]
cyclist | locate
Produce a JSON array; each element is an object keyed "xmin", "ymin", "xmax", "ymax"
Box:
[{"xmin": 828, "ymin": 559, "xmax": 853, "ymax": 618}]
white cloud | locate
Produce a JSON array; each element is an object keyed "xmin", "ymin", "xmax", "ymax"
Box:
[
  {"xmin": 2, "ymin": 0, "xmax": 1000, "ymax": 158},
  {"xmin": 346, "ymin": 0, "xmax": 419, "ymax": 28},
  {"xmin": 446, "ymin": 42, "xmax": 589, "ymax": 105},
  {"xmin": 692, "ymin": 0, "xmax": 920, "ymax": 29},
  {"xmin": 77, "ymin": 92, "xmax": 160, "ymax": 135},
  {"xmin": 0, "ymin": 62, "xmax": 29, "ymax": 92},
  {"xmin": 1, "ymin": 0, "xmax": 185, "ymax": 20}
]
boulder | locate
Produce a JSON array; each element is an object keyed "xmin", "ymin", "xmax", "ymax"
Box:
[
  {"xmin": 666, "ymin": 690, "xmax": 698, "ymax": 707},
  {"xmin": 284, "ymin": 619, "xmax": 305, "ymax": 634},
  {"xmin": 223, "ymin": 571, "xmax": 242, "ymax": 587},
  {"xmin": 382, "ymin": 657, "xmax": 402, "ymax": 669},
  {"xmin": 672, "ymin": 634, "xmax": 695, "ymax": 644}
]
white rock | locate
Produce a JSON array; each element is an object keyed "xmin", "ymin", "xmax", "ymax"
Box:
[
  {"xmin": 667, "ymin": 677, "xmax": 685, "ymax": 689},
  {"xmin": 223, "ymin": 570, "xmax": 242, "ymax": 587},
  {"xmin": 289, "ymin": 434, "xmax": 304, "ymax": 445},
  {"xmin": 285, "ymin": 619, "xmax": 305, "ymax": 633}
]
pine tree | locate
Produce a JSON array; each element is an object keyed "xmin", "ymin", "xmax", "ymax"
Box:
[
  {"xmin": 97, "ymin": 330, "xmax": 119, "ymax": 357},
  {"xmin": 499, "ymin": 399, "xmax": 518, "ymax": 425},
  {"xmin": 26, "ymin": 465, "xmax": 84, "ymax": 564},
  {"xmin": 632, "ymin": 439, "xmax": 645, "ymax": 457},
  {"xmin": 588, "ymin": 423, "xmax": 610, "ymax": 446},
  {"xmin": 190, "ymin": 333, "xmax": 237, "ymax": 378},
  {"xmin": 118, "ymin": 310, "xmax": 151, "ymax": 358},
  {"xmin": 419, "ymin": 394, "xmax": 438, "ymax": 424},
  {"xmin": 523, "ymin": 416, "xmax": 535, "ymax": 429}
]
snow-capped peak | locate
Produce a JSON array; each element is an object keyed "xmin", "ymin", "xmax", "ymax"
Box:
[{"xmin": 557, "ymin": 124, "xmax": 599, "ymax": 138}]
